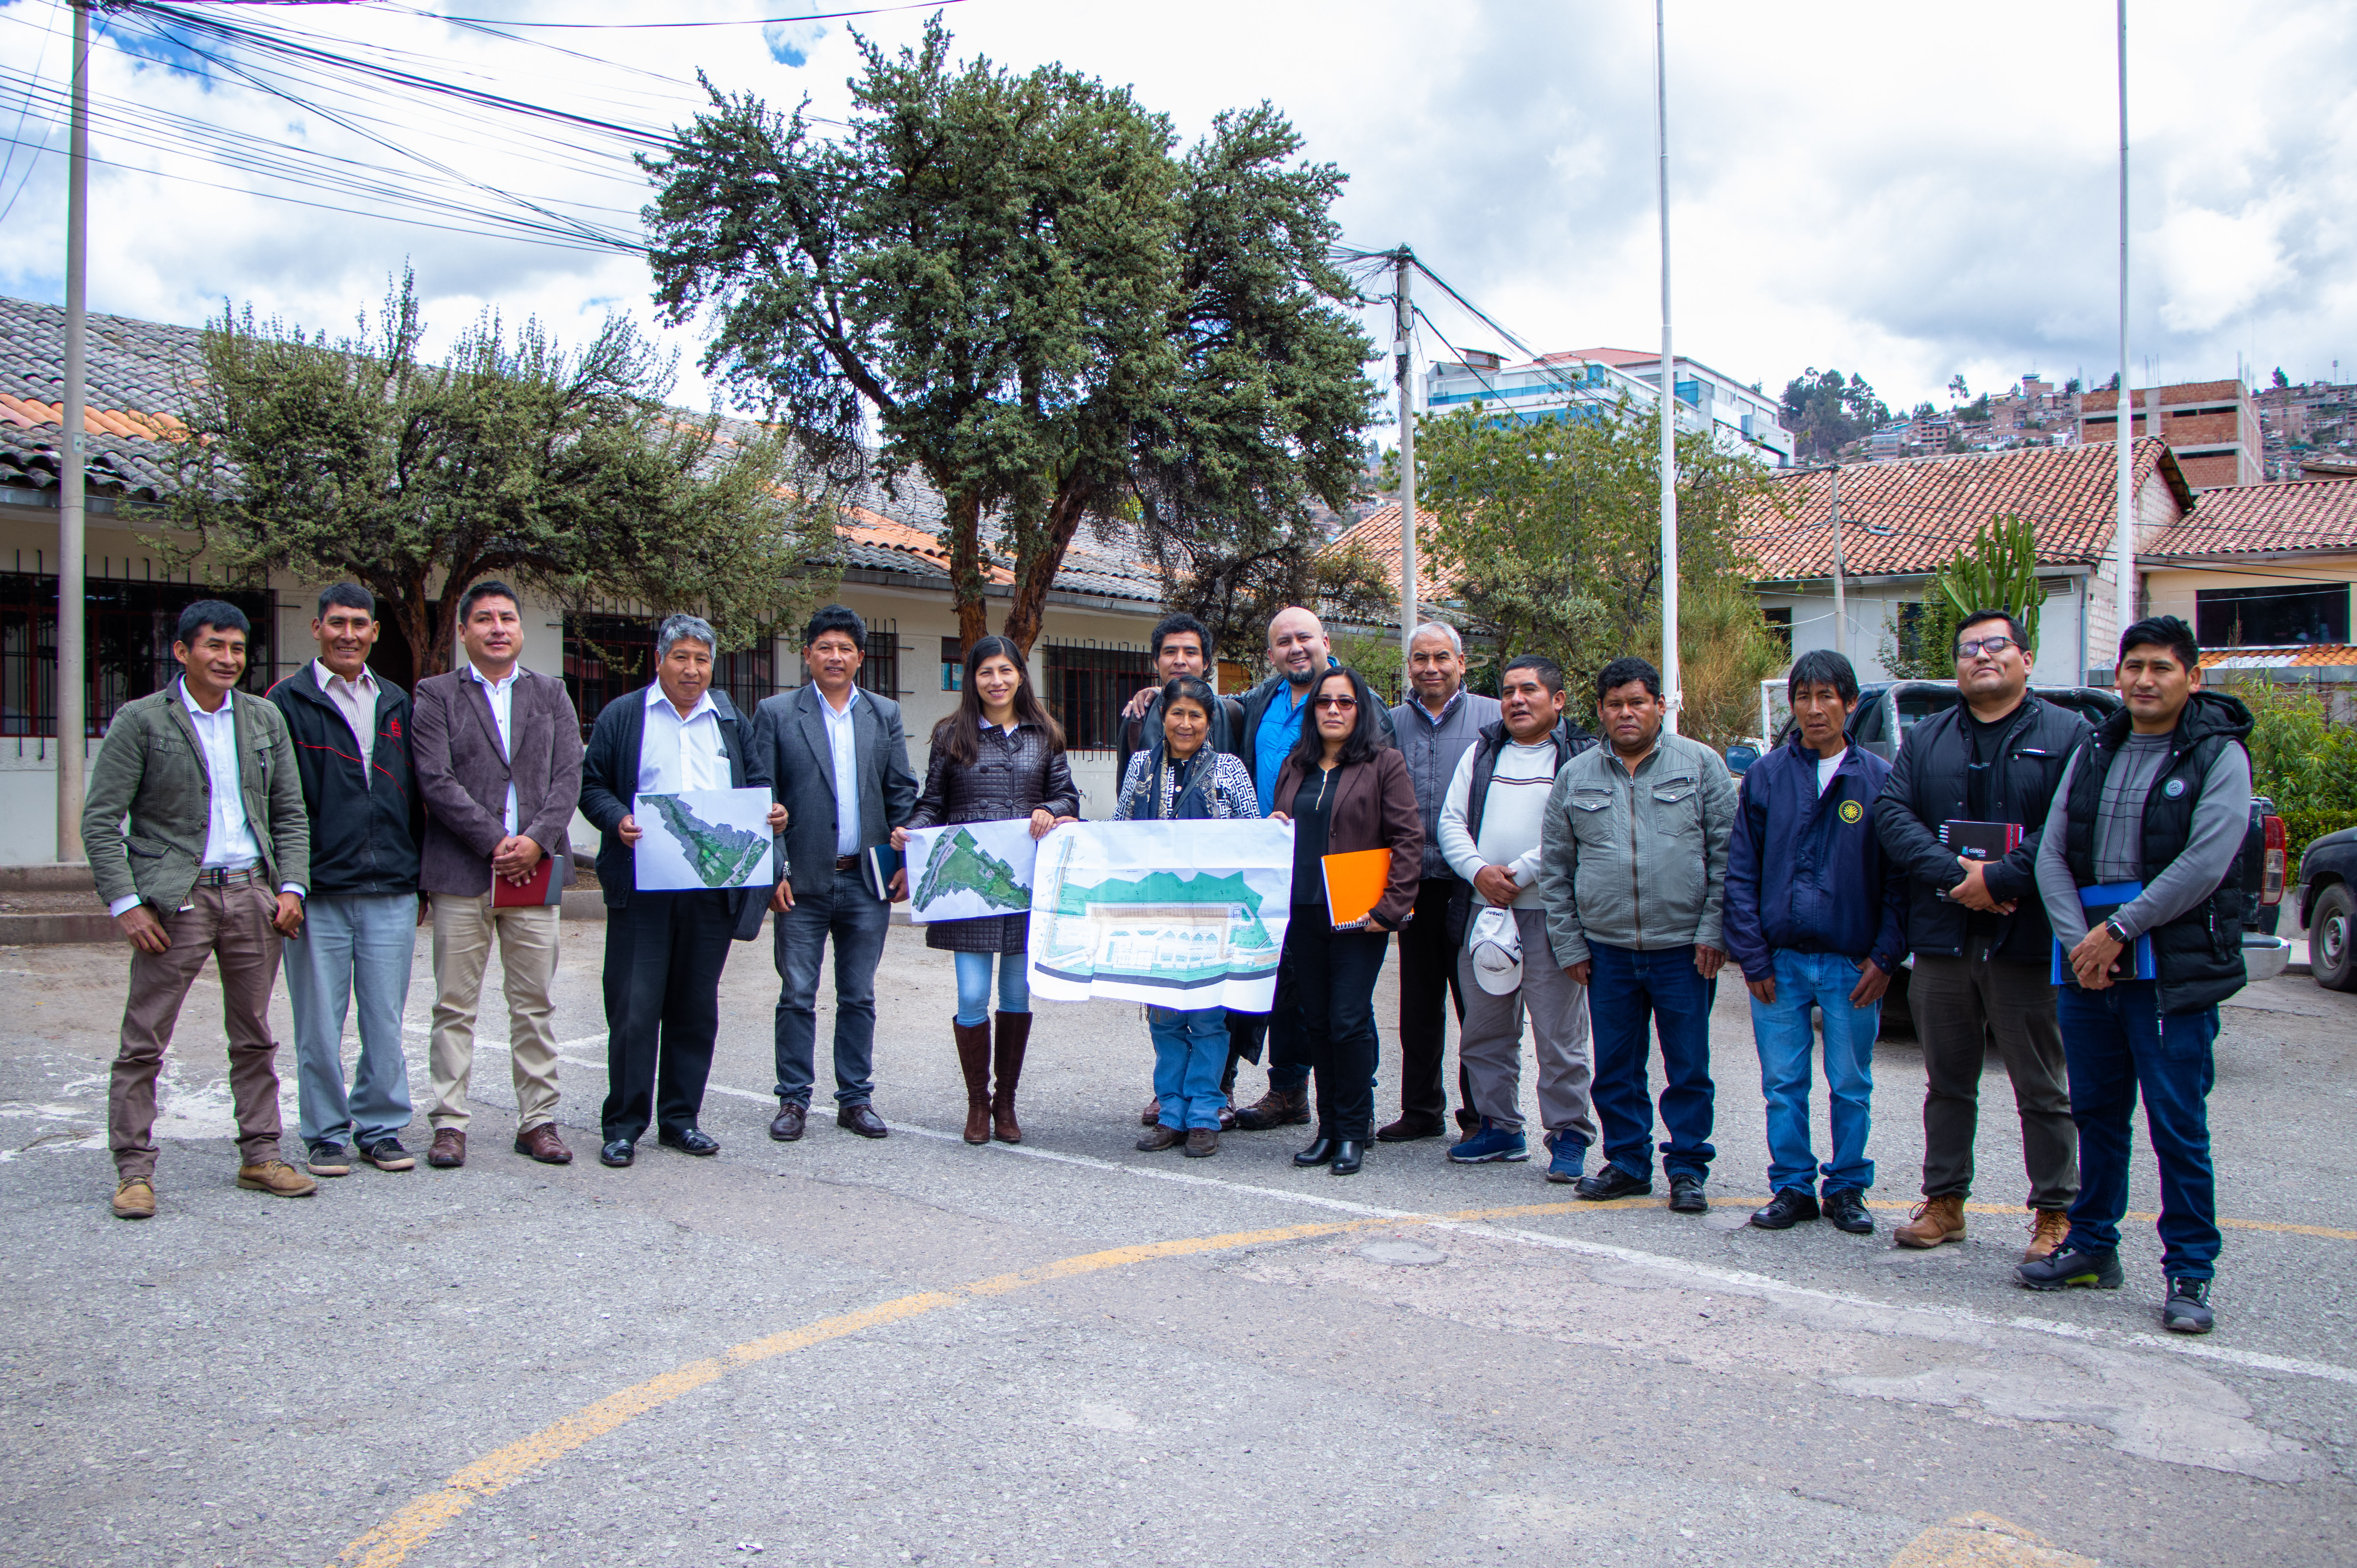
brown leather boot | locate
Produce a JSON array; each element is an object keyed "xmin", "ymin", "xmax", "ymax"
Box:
[
  {"xmin": 952, "ymin": 1017, "xmax": 993, "ymax": 1145},
  {"xmin": 1233, "ymin": 1085, "xmax": 1311, "ymax": 1131},
  {"xmin": 1893, "ymin": 1193, "xmax": 1967, "ymax": 1250},
  {"xmin": 991, "ymin": 1010, "xmax": 1031, "ymax": 1144},
  {"xmin": 2024, "ymin": 1207, "xmax": 2071, "ymax": 1262}
]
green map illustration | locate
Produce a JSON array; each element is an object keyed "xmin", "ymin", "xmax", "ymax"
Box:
[
  {"xmin": 914, "ymin": 827, "xmax": 1032, "ymax": 913},
  {"xmin": 1042, "ymin": 869, "xmax": 1277, "ymax": 955},
  {"xmin": 645, "ymin": 794, "xmax": 772, "ymax": 888}
]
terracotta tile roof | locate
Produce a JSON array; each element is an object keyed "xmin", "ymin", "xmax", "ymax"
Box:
[
  {"xmin": 2200, "ymin": 644, "xmax": 2357, "ymax": 670},
  {"xmin": 0, "ymin": 293, "xmax": 1164, "ymax": 605},
  {"xmin": 1322, "ymin": 503, "xmax": 1462, "ymax": 603},
  {"xmin": 2143, "ymin": 476, "xmax": 2357, "ymax": 558},
  {"xmin": 1738, "ymin": 439, "xmax": 2193, "ymax": 581}
]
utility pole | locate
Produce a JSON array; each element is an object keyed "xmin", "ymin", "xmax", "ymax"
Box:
[
  {"xmin": 1829, "ymin": 463, "xmax": 1847, "ymax": 659},
  {"xmin": 1653, "ymin": 0, "xmax": 1680, "ymax": 732},
  {"xmin": 1393, "ymin": 249, "xmax": 1418, "ymax": 660},
  {"xmin": 57, "ymin": 0, "xmax": 91, "ymax": 864},
  {"xmin": 2110, "ymin": 0, "xmax": 2135, "ymax": 677}
]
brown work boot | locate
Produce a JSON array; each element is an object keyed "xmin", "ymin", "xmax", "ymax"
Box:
[
  {"xmin": 1136, "ymin": 1124, "xmax": 1185, "ymax": 1152},
  {"xmin": 953, "ymin": 1017, "xmax": 993, "ymax": 1145},
  {"xmin": 1184, "ymin": 1127, "xmax": 1219, "ymax": 1159},
  {"xmin": 1893, "ymin": 1193, "xmax": 1966, "ymax": 1250},
  {"xmin": 236, "ymin": 1159, "xmax": 319, "ymax": 1198},
  {"xmin": 1140, "ymin": 1098, "xmax": 1161, "ymax": 1127},
  {"xmin": 111, "ymin": 1176, "xmax": 156, "ymax": 1220},
  {"xmin": 1232, "ymin": 1086, "xmax": 1310, "ymax": 1131},
  {"xmin": 2024, "ymin": 1208, "xmax": 2072, "ymax": 1262}
]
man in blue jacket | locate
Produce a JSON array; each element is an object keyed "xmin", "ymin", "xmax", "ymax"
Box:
[{"xmin": 1723, "ymin": 651, "xmax": 1907, "ymax": 1235}]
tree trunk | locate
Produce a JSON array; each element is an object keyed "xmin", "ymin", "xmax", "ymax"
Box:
[
  {"xmin": 395, "ymin": 574, "xmax": 445, "ymax": 681},
  {"xmin": 944, "ymin": 491, "xmax": 991, "ymax": 650},
  {"xmin": 998, "ymin": 480, "xmax": 1093, "ymax": 656}
]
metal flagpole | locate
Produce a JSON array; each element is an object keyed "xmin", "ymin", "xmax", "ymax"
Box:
[
  {"xmin": 2111, "ymin": 0, "xmax": 2136, "ymax": 674},
  {"xmin": 1654, "ymin": 0, "xmax": 1680, "ymax": 730},
  {"xmin": 1394, "ymin": 250, "xmax": 1419, "ymax": 660},
  {"xmin": 57, "ymin": 0, "xmax": 91, "ymax": 863},
  {"xmin": 1829, "ymin": 464, "xmax": 1846, "ymax": 659}
]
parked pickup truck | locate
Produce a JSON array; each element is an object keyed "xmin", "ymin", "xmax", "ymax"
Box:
[
  {"xmin": 2294, "ymin": 823, "xmax": 2357, "ymax": 991},
  {"xmin": 1852, "ymin": 681, "xmax": 2292, "ymax": 1026}
]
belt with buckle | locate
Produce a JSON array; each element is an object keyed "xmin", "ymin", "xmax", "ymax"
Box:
[
  {"xmin": 195, "ymin": 865, "xmax": 260, "ymax": 887},
  {"xmin": 833, "ymin": 855, "xmax": 859, "ymax": 871}
]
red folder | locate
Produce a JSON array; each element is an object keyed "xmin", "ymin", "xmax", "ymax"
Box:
[{"xmin": 492, "ymin": 850, "xmax": 565, "ymax": 908}]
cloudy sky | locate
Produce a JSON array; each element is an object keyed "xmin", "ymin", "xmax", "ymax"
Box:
[{"xmin": 2, "ymin": 0, "xmax": 2352, "ymax": 426}]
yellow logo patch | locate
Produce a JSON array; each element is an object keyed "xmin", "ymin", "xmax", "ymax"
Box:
[{"xmin": 1839, "ymin": 799, "xmax": 1864, "ymax": 824}]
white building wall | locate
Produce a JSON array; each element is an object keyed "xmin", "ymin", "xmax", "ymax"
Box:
[{"xmin": 1758, "ymin": 573, "xmax": 2090, "ymax": 689}]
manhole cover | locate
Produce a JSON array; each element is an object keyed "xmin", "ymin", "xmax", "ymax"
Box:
[{"xmin": 1359, "ymin": 1239, "xmax": 1446, "ymax": 1266}]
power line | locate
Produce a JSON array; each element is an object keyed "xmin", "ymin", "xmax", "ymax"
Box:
[{"xmin": 413, "ymin": 0, "xmax": 977, "ymax": 29}]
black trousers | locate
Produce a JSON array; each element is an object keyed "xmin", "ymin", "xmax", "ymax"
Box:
[
  {"xmin": 1227, "ymin": 958, "xmax": 1309, "ymax": 1094},
  {"xmin": 600, "ymin": 890, "xmax": 736, "ymax": 1143},
  {"xmin": 1395, "ymin": 876, "xmax": 1471, "ymax": 1126},
  {"xmin": 1287, "ymin": 912, "xmax": 1392, "ymax": 1141}
]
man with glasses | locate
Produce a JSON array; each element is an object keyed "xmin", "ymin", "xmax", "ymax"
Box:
[{"xmin": 1875, "ymin": 609, "xmax": 2089, "ymax": 1260}]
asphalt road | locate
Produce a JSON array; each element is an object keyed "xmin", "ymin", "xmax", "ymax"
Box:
[{"xmin": 3, "ymin": 921, "xmax": 2354, "ymax": 1568}]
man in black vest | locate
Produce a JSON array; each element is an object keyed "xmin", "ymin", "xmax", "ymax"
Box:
[
  {"xmin": 2021, "ymin": 616, "xmax": 2250, "ymax": 1336},
  {"xmin": 1874, "ymin": 609, "xmax": 2088, "ymax": 1261}
]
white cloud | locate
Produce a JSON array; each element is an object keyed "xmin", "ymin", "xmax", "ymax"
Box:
[{"xmin": 0, "ymin": 0, "xmax": 2352, "ymax": 418}]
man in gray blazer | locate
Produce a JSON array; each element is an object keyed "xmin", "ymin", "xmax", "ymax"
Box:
[
  {"xmin": 750, "ymin": 604, "xmax": 919, "ymax": 1141},
  {"xmin": 84, "ymin": 600, "xmax": 314, "ymax": 1218},
  {"xmin": 410, "ymin": 580, "xmax": 585, "ymax": 1170}
]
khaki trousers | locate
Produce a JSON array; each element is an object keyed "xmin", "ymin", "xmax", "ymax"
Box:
[
  {"xmin": 429, "ymin": 894, "xmax": 562, "ymax": 1133},
  {"xmin": 111, "ymin": 875, "xmax": 286, "ymax": 1180}
]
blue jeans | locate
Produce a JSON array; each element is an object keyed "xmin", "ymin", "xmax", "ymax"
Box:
[
  {"xmin": 2057, "ymin": 981, "xmax": 2221, "ymax": 1280},
  {"xmin": 282, "ymin": 891, "xmax": 417, "ymax": 1147},
  {"xmin": 1148, "ymin": 1006, "xmax": 1230, "ymax": 1129},
  {"xmin": 773, "ymin": 882, "xmax": 892, "ymax": 1107},
  {"xmin": 1747, "ymin": 949, "xmax": 1876, "ymax": 1195},
  {"xmin": 954, "ymin": 950, "xmax": 1029, "ymax": 1025},
  {"xmin": 1586, "ymin": 942, "xmax": 1717, "ymax": 1181}
]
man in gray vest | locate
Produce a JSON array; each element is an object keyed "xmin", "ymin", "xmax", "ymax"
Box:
[
  {"xmin": 2023, "ymin": 616, "xmax": 2251, "ymax": 1337},
  {"xmin": 1382, "ymin": 621, "xmax": 1499, "ymax": 1142}
]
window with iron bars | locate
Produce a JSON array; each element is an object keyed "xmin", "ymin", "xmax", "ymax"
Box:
[
  {"xmin": 562, "ymin": 613, "xmax": 777, "ymax": 740},
  {"xmin": 1043, "ymin": 641, "xmax": 1154, "ymax": 753},
  {"xmin": 0, "ymin": 570, "xmax": 273, "ymax": 737}
]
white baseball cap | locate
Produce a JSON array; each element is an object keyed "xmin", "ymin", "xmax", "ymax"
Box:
[{"xmin": 1467, "ymin": 905, "xmax": 1523, "ymax": 996}]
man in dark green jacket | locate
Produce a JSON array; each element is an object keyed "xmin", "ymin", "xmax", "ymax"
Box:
[{"xmin": 83, "ymin": 600, "xmax": 313, "ymax": 1219}]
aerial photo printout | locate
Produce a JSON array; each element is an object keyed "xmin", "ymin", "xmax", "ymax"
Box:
[
  {"xmin": 904, "ymin": 820, "xmax": 1042, "ymax": 923},
  {"xmin": 632, "ymin": 787, "xmax": 776, "ymax": 891},
  {"xmin": 1027, "ymin": 820, "xmax": 1295, "ymax": 1010}
]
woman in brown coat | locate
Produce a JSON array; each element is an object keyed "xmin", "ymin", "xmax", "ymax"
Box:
[
  {"xmin": 1268, "ymin": 665, "xmax": 1423, "ymax": 1174},
  {"xmin": 895, "ymin": 637, "xmax": 1079, "ymax": 1145}
]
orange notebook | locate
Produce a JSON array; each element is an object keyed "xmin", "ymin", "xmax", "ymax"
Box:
[{"xmin": 1321, "ymin": 848, "xmax": 1391, "ymax": 927}]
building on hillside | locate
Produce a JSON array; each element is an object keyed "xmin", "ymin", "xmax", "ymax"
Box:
[
  {"xmin": 2139, "ymin": 476, "xmax": 2357, "ymax": 703},
  {"xmin": 0, "ymin": 295, "xmax": 1170, "ymax": 862},
  {"xmin": 2257, "ymin": 379, "xmax": 2357, "ymax": 480},
  {"xmin": 1737, "ymin": 439, "xmax": 2196, "ymax": 687},
  {"xmin": 1424, "ymin": 346, "xmax": 1795, "ymax": 467},
  {"xmin": 2078, "ymin": 378, "xmax": 2261, "ymax": 489}
]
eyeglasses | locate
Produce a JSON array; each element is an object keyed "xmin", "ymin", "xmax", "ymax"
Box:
[
  {"xmin": 1313, "ymin": 696, "xmax": 1358, "ymax": 711},
  {"xmin": 1955, "ymin": 635, "xmax": 2018, "ymax": 660}
]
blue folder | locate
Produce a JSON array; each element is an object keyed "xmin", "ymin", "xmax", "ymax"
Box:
[{"xmin": 2052, "ymin": 880, "xmax": 2157, "ymax": 984}]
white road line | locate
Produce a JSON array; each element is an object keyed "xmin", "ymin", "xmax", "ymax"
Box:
[{"xmin": 383, "ymin": 1017, "xmax": 2357, "ymax": 1391}]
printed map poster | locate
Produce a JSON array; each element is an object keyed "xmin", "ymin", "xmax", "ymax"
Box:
[
  {"xmin": 905, "ymin": 820, "xmax": 1041, "ymax": 925},
  {"xmin": 633, "ymin": 788, "xmax": 775, "ymax": 892},
  {"xmin": 1028, "ymin": 820, "xmax": 1294, "ymax": 1011}
]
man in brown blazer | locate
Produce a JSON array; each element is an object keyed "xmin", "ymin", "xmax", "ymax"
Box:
[{"xmin": 410, "ymin": 580, "xmax": 585, "ymax": 1168}]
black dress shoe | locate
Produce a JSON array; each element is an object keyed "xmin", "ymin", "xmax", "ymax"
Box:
[
  {"xmin": 1375, "ymin": 1115, "xmax": 1445, "ymax": 1143},
  {"xmin": 1292, "ymin": 1137, "xmax": 1338, "ymax": 1168},
  {"xmin": 837, "ymin": 1103, "xmax": 889, "ymax": 1139},
  {"xmin": 598, "ymin": 1139, "xmax": 634, "ymax": 1168},
  {"xmin": 1821, "ymin": 1187, "xmax": 1875, "ymax": 1234},
  {"xmin": 659, "ymin": 1127, "xmax": 720, "ymax": 1156},
  {"xmin": 1749, "ymin": 1188, "xmax": 1820, "ymax": 1230},
  {"xmin": 1668, "ymin": 1174, "xmax": 1709, "ymax": 1214},
  {"xmin": 769, "ymin": 1100, "xmax": 807, "ymax": 1142},
  {"xmin": 1574, "ymin": 1164, "xmax": 1653, "ymax": 1201},
  {"xmin": 1329, "ymin": 1139, "xmax": 1364, "ymax": 1176}
]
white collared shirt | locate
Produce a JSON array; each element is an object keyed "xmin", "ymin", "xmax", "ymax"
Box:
[
  {"xmin": 109, "ymin": 680, "xmax": 303, "ymax": 918},
  {"xmin": 464, "ymin": 661, "xmax": 523, "ymax": 834},
  {"xmin": 639, "ymin": 683, "xmax": 726, "ymax": 795},
  {"xmin": 819, "ymin": 685, "xmax": 861, "ymax": 858},
  {"xmin": 313, "ymin": 658, "xmax": 381, "ymax": 774}
]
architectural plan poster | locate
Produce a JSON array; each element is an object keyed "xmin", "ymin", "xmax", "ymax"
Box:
[
  {"xmin": 904, "ymin": 820, "xmax": 1042, "ymax": 924},
  {"xmin": 632, "ymin": 788, "xmax": 775, "ymax": 892},
  {"xmin": 1028, "ymin": 820, "xmax": 1294, "ymax": 1011}
]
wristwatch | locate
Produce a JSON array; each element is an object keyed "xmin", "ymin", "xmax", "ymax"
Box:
[{"xmin": 2102, "ymin": 916, "xmax": 2130, "ymax": 946}]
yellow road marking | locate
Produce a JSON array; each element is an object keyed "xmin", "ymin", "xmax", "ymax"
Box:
[{"xmin": 1888, "ymin": 1511, "xmax": 2100, "ymax": 1567}]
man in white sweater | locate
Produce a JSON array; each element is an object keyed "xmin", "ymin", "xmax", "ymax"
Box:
[{"xmin": 1436, "ymin": 654, "xmax": 1600, "ymax": 1180}]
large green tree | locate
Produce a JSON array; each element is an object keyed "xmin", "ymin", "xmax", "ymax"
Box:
[
  {"xmin": 162, "ymin": 275, "xmax": 840, "ymax": 679},
  {"xmin": 642, "ymin": 18, "xmax": 1375, "ymax": 652},
  {"xmin": 1417, "ymin": 396, "xmax": 1781, "ymax": 744},
  {"xmin": 1779, "ymin": 367, "xmax": 1890, "ymax": 461}
]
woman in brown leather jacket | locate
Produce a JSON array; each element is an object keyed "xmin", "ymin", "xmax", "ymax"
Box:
[
  {"xmin": 895, "ymin": 637, "xmax": 1079, "ymax": 1145},
  {"xmin": 1268, "ymin": 665, "xmax": 1423, "ymax": 1174}
]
